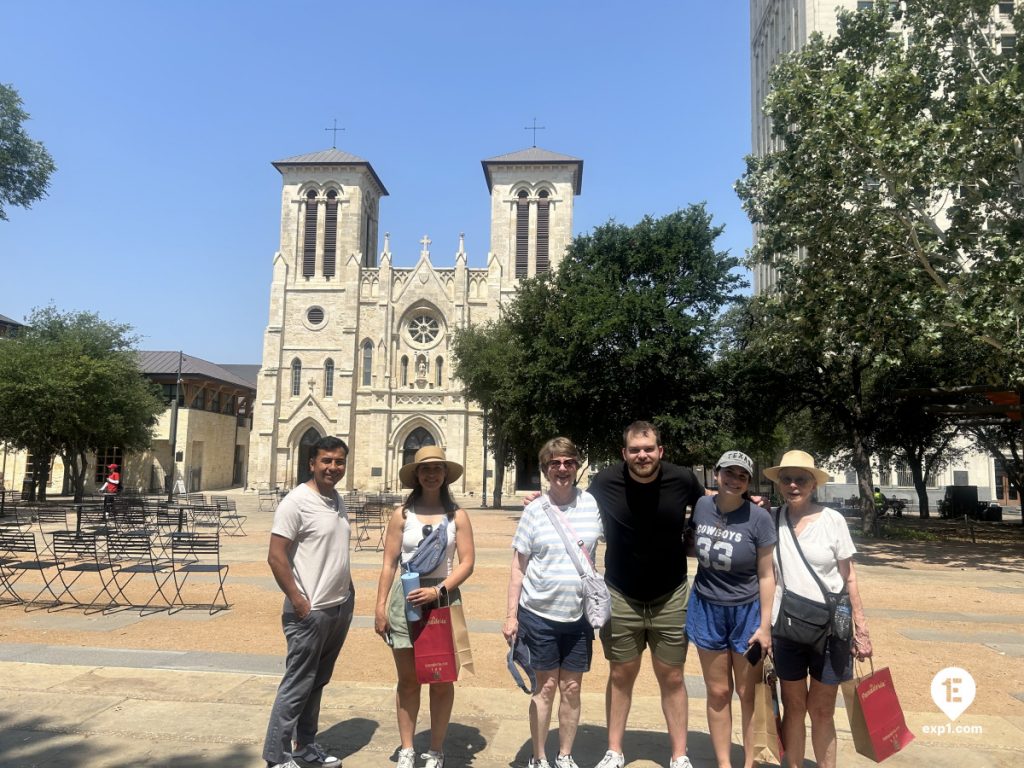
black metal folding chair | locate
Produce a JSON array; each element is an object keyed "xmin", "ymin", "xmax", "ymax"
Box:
[
  {"xmin": 214, "ymin": 498, "xmax": 247, "ymax": 537},
  {"xmin": 353, "ymin": 501, "xmax": 386, "ymax": 551},
  {"xmin": 105, "ymin": 531, "xmax": 173, "ymax": 614},
  {"xmin": 0, "ymin": 530, "xmax": 62, "ymax": 607},
  {"xmin": 48, "ymin": 531, "xmax": 119, "ymax": 613},
  {"xmin": 168, "ymin": 532, "xmax": 229, "ymax": 614}
]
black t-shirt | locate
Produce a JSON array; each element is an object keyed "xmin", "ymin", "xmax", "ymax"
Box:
[{"xmin": 589, "ymin": 461, "xmax": 704, "ymax": 601}]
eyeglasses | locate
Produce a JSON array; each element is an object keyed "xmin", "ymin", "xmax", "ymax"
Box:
[
  {"xmin": 546, "ymin": 459, "xmax": 578, "ymax": 471},
  {"xmin": 778, "ymin": 474, "xmax": 812, "ymax": 487}
]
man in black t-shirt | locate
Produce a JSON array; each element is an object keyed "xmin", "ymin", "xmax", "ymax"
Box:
[{"xmin": 588, "ymin": 421, "xmax": 704, "ymax": 768}]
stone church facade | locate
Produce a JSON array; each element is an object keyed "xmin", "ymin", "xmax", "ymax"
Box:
[{"xmin": 249, "ymin": 146, "xmax": 583, "ymax": 495}]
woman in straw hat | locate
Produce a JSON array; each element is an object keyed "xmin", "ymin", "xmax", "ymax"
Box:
[
  {"xmin": 374, "ymin": 446, "xmax": 476, "ymax": 768},
  {"xmin": 684, "ymin": 450, "xmax": 776, "ymax": 768},
  {"xmin": 764, "ymin": 450, "xmax": 872, "ymax": 768}
]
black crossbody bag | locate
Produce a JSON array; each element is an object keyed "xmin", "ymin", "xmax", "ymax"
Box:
[{"xmin": 774, "ymin": 506, "xmax": 851, "ymax": 654}]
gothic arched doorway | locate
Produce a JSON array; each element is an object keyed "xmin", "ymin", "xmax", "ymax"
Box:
[
  {"xmin": 296, "ymin": 427, "xmax": 322, "ymax": 485},
  {"xmin": 402, "ymin": 427, "xmax": 436, "ymax": 467}
]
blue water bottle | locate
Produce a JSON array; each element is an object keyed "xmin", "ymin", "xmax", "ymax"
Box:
[{"xmin": 401, "ymin": 571, "xmax": 421, "ymax": 622}]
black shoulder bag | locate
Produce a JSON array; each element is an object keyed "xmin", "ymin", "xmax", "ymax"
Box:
[{"xmin": 773, "ymin": 506, "xmax": 832, "ymax": 654}]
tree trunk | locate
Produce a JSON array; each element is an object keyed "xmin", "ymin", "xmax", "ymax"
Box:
[
  {"xmin": 910, "ymin": 462, "xmax": 930, "ymax": 519},
  {"xmin": 491, "ymin": 433, "xmax": 507, "ymax": 508},
  {"xmin": 851, "ymin": 431, "xmax": 876, "ymax": 535}
]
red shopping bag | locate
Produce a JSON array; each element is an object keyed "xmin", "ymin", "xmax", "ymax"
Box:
[
  {"xmin": 412, "ymin": 605, "xmax": 458, "ymax": 684},
  {"xmin": 841, "ymin": 661, "xmax": 915, "ymax": 762}
]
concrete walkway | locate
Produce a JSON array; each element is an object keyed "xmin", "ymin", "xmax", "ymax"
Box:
[{"xmin": 0, "ymin": 492, "xmax": 1021, "ymax": 767}]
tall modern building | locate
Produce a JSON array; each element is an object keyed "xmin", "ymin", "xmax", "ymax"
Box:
[{"xmin": 749, "ymin": 0, "xmax": 858, "ymax": 294}]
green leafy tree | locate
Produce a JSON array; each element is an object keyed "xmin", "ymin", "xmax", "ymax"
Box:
[
  {"xmin": 0, "ymin": 83, "xmax": 55, "ymax": 220},
  {"xmin": 0, "ymin": 307, "xmax": 164, "ymax": 500},
  {"xmin": 450, "ymin": 321, "xmax": 530, "ymax": 507},
  {"xmin": 452, "ymin": 206, "xmax": 745, "ymax": 488},
  {"xmin": 736, "ymin": 0, "xmax": 1024, "ymax": 528}
]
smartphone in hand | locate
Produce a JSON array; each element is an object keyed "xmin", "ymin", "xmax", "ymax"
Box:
[{"xmin": 744, "ymin": 643, "xmax": 763, "ymax": 665}]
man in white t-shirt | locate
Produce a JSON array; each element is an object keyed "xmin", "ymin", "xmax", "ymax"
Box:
[{"xmin": 262, "ymin": 436, "xmax": 353, "ymax": 768}]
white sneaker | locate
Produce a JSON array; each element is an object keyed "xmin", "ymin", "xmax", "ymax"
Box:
[
  {"xmin": 529, "ymin": 760, "xmax": 551, "ymax": 768},
  {"xmin": 594, "ymin": 751, "xmax": 624, "ymax": 768},
  {"xmin": 397, "ymin": 748, "xmax": 416, "ymax": 768},
  {"xmin": 422, "ymin": 751, "xmax": 445, "ymax": 768},
  {"xmin": 668, "ymin": 757, "xmax": 692, "ymax": 768},
  {"xmin": 555, "ymin": 756, "xmax": 579, "ymax": 768},
  {"xmin": 270, "ymin": 761, "xmax": 301, "ymax": 768}
]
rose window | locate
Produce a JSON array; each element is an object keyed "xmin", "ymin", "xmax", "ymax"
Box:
[{"xmin": 407, "ymin": 314, "xmax": 440, "ymax": 344}]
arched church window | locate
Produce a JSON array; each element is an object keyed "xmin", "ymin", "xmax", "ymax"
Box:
[
  {"xmin": 291, "ymin": 358, "xmax": 302, "ymax": 396},
  {"xmin": 324, "ymin": 358, "xmax": 334, "ymax": 397},
  {"xmin": 515, "ymin": 189, "xmax": 529, "ymax": 279},
  {"xmin": 323, "ymin": 190, "xmax": 338, "ymax": 278},
  {"xmin": 407, "ymin": 314, "xmax": 440, "ymax": 345},
  {"xmin": 302, "ymin": 190, "xmax": 317, "ymax": 278},
  {"xmin": 536, "ymin": 189, "xmax": 550, "ymax": 273},
  {"xmin": 297, "ymin": 427, "xmax": 322, "ymax": 484},
  {"xmin": 402, "ymin": 427, "xmax": 436, "ymax": 467},
  {"xmin": 361, "ymin": 341, "xmax": 373, "ymax": 387},
  {"xmin": 435, "ymin": 356, "xmax": 443, "ymax": 387},
  {"xmin": 400, "ymin": 355, "xmax": 409, "ymax": 386}
]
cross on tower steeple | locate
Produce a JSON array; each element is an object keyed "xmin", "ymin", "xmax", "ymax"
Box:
[
  {"xmin": 419, "ymin": 235, "xmax": 431, "ymax": 255},
  {"xmin": 324, "ymin": 118, "xmax": 345, "ymax": 149},
  {"xmin": 524, "ymin": 117, "xmax": 546, "ymax": 147}
]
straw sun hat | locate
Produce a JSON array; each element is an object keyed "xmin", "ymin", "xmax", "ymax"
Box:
[
  {"xmin": 399, "ymin": 446, "xmax": 464, "ymax": 489},
  {"xmin": 763, "ymin": 449, "xmax": 830, "ymax": 486}
]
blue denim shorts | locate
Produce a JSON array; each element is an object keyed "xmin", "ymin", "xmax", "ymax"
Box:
[
  {"xmin": 685, "ymin": 590, "xmax": 762, "ymax": 654},
  {"xmin": 517, "ymin": 605, "xmax": 593, "ymax": 673}
]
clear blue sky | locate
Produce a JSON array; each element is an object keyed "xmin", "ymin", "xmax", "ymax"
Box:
[{"xmin": 1, "ymin": 2, "xmax": 752, "ymax": 364}]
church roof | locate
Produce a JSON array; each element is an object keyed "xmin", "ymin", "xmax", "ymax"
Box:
[
  {"xmin": 481, "ymin": 147, "xmax": 584, "ymax": 194},
  {"xmin": 0, "ymin": 313, "xmax": 25, "ymax": 327},
  {"xmin": 137, "ymin": 351, "xmax": 257, "ymax": 392},
  {"xmin": 272, "ymin": 148, "xmax": 389, "ymax": 195}
]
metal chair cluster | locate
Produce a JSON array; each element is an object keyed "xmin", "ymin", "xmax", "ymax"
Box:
[
  {"xmin": 343, "ymin": 491, "xmax": 403, "ymax": 551},
  {"xmin": 0, "ymin": 494, "xmax": 231, "ymax": 615}
]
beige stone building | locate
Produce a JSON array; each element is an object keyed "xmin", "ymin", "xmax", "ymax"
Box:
[{"xmin": 249, "ymin": 146, "xmax": 583, "ymax": 495}]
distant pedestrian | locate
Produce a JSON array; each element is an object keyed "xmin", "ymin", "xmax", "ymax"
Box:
[
  {"xmin": 262, "ymin": 435, "xmax": 353, "ymax": 768},
  {"xmin": 99, "ymin": 463, "xmax": 120, "ymax": 494}
]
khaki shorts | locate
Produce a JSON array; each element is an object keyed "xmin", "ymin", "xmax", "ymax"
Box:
[{"xmin": 599, "ymin": 580, "xmax": 689, "ymax": 665}]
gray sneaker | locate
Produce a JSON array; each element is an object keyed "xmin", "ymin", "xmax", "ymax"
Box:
[
  {"xmin": 668, "ymin": 757, "xmax": 692, "ymax": 768},
  {"xmin": 555, "ymin": 756, "xmax": 579, "ymax": 768},
  {"xmin": 397, "ymin": 748, "xmax": 416, "ymax": 768},
  {"xmin": 294, "ymin": 743, "xmax": 340, "ymax": 766},
  {"xmin": 270, "ymin": 761, "xmax": 301, "ymax": 768},
  {"xmin": 594, "ymin": 751, "xmax": 624, "ymax": 768}
]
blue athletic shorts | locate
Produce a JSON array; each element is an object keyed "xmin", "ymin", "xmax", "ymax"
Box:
[
  {"xmin": 772, "ymin": 634, "xmax": 853, "ymax": 685},
  {"xmin": 685, "ymin": 590, "xmax": 762, "ymax": 654},
  {"xmin": 517, "ymin": 605, "xmax": 593, "ymax": 673}
]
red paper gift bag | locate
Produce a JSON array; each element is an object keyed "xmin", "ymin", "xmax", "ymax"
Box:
[
  {"xmin": 841, "ymin": 662, "xmax": 915, "ymax": 763},
  {"xmin": 412, "ymin": 605, "xmax": 458, "ymax": 684}
]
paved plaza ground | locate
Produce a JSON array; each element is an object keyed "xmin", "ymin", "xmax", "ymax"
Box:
[{"xmin": 0, "ymin": 491, "xmax": 1021, "ymax": 767}]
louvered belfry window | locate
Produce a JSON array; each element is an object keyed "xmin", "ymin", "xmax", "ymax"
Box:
[
  {"xmin": 323, "ymin": 190, "xmax": 338, "ymax": 277},
  {"xmin": 536, "ymin": 190, "xmax": 550, "ymax": 273},
  {"xmin": 291, "ymin": 358, "xmax": 302, "ymax": 396},
  {"xmin": 302, "ymin": 190, "xmax": 318, "ymax": 277},
  {"xmin": 324, "ymin": 358, "xmax": 334, "ymax": 397},
  {"xmin": 515, "ymin": 190, "xmax": 529, "ymax": 278}
]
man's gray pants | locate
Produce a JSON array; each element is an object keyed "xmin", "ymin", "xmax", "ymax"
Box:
[{"xmin": 262, "ymin": 599, "xmax": 354, "ymax": 764}]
